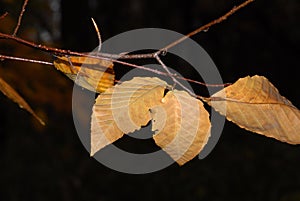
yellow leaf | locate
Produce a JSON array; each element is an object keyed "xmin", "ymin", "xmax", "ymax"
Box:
[
  {"xmin": 91, "ymin": 77, "xmax": 168, "ymax": 156},
  {"xmin": 111, "ymin": 77, "xmax": 168, "ymax": 133},
  {"xmin": 152, "ymin": 90, "xmax": 211, "ymax": 166},
  {"xmin": 90, "ymin": 87, "xmax": 123, "ymax": 156},
  {"xmin": 53, "ymin": 56, "xmax": 115, "ymax": 93},
  {"xmin": 209, "ymin": 75, "xmax": 300, "ymax": 144},
  {"xmin": 0, "ymin": 77, "xmax": 45, "ymax": 125}
]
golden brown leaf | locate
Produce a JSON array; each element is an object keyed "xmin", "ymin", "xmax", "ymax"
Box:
[
  {"xmin": 0, "ymin": 77, "xmax": 45, "ymax": 125},
  {"xmin": 151, "ymin": 90, "xmax": 211, "ymax": 165},
  {"xmin": 209, "ymin": 75, "xmax": 300, "ymax": 144},
  {"xmin": 111, "ymin": 77, "xmax": 168, "ymax": 133},
  {"xmin": 53, "ymin": 56, "xmax": 115, "ymax": 93},
  {"xmin": 90, "ymin": 86, "xmax": 123, "ymax": 156},
  {"xmin": 91, "ymin": 77, "xmax": 168, "ymax": 156}
]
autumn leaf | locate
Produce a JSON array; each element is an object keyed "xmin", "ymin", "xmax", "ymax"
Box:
[
  {"xmin": 151, "ymin": 90, "xmax": 211, "ymax": 165},
  {"xmin": 91, "ymin": 93, "xmax": 123, "ymax": 156},
  {"xmin": 209, "ymin": 75, "xmax": 300, "ymax": 144},
  {"xmin": 91, "ymin": 77, "xmax": 212, "ymax": 165},
  {"xmin": 90, "ymin": 77, "xmax": 168, "ymax": 156},
  {"xmin": 0, "ymin": 77, "xmax": 45, "ymax": 125},
  {"xmin": 53, "ymin": 55, "xmax": 115, "ymax": 93}
]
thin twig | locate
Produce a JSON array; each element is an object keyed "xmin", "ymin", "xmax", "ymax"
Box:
[
  {"xmin": 91, "ymin": 18, "xmax": 102, "ymax": 52},
  {"xmin": 0, "ymin": 54, "xmax": 228, "ymax": 88},
  {"xmin": 0, "ymin": 53, "xmax": 169, "ymax": 77},
  {"xmin": 156, "ymin": 0, "xmax": 254, "ymax": 54},
  {"xmin": 13, "ymin": 0, "xmax": 29, "ymax": 36},
  {"xmin": 0, "ymin": 0, "xmax": 253, "ymax": 89},
  {"xmin": 196, "ymin": 95, "xmax": 211, "ymax": 102},
  {"xmin": 150, "ymin": 0, "xmax": 254, "ymax": 93},
  {"xmin": 0, "ymin": 32, "xmax": 154, "ymax": 59},
  {"xmin": 0, "ymin": 0, "xmax": 254, "ymax": 60},
  {"xmin": 0, "ymin": 32, "xmax": 152, "ymax": 60},
  {"xmin": 177, "ymin": 75, "xmax": 231, "ymax": 87},
  {"xmin": 154, "ymin": 53, "xmax": 177, "ymax": 83},
  {"xmin": 0, "ymin": 54, "xmax": 53, "ymax": 65},
  {"xmin": 0, "ymin": 12, "xmax": 8, "ymax": 20},
  {"xmin": 154, "ymin": 53, "xmax": 196, "ymax": 96},
  {"xmin": 1, "ymin": 54, "xmax": 229, "ymax": 89}
]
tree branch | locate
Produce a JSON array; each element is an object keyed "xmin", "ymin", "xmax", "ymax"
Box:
[
  {"xmin": 1, "ymin": 0, "xmax": 254, "ymax": 60},
  {"xmin": 156, "ymin": 0, "xmax": 254, "ymax": 54},
  {"xmin": 0, "ymin": 12, "xmax": 8, "ymax": 20},
  {"xmin": 13, "ymin": 0, "xmax": 29, "ymax": 36},
  {"xmin": 0, "ymin": 0, "xmax": 254, "ymax": 91}
]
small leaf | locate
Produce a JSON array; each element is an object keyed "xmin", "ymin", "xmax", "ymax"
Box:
[
  {"xmin": 151, "ymin": 90, "xmax": 211, "ymax": 165},
  {"xmin": 53, "ymin": 56, "xmax": 115, "ymax": 93},
  {"xmin": 91, "ymin": 77, "xmax": 168, "ymax": 156},
  {"xmin": 209, "ymin": 75, "xmax": 300, "ymax": 144},
  {"xmin": 0, "ymin": 77, "xmax": 45, "ymax": 125}
]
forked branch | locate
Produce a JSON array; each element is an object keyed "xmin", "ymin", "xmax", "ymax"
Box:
[
  {"xmin": 157, "ymin": 0, "xmax": 254, "ymax": 54},
  {"xmin": 0, "ymin": 0, "xmax": 254, "ymax": 125},
  {"xmin": 0, "ymin": 0, "xmax": 254, "ymax": 60},
  {"xmin": 0, "ymin": 0, "xmax": 254, "ymax": 90}
]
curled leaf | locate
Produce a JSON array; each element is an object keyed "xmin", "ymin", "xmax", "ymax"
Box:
[
  {"xmin": 209, "ymin": 75, "xmax": 300, "ymax": 144},
  {"xmin": 53, "ymin": 55, "xmax": 115, "ymax": 93},
  {"xmin": 0, "ymin": 77, "xmax": 45, "ymax": 125},
  {"xmin": 151, "ymin": 90, "xmax": 211, "ymax": 165}
]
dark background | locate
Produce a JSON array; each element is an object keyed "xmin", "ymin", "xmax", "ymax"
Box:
[{"xmin": 0, "ymin": 0, "xmax": 299, "ymax": 200}]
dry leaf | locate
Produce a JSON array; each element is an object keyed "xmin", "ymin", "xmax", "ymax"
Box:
[
  {"xmin": 91, "ymin": 77, "xmax": 168, "ymax": 156},
  {"xmin": 53, "ymin": 55, "xmax": 115, "ymax": 93},
  {"xmin": 91, "ymin": 77, "xmax": 211, "ymax": 164},
  {"xmin": 0, "ymin": 77, "xmax": 45, "ymax": 125},
  {"xmin": 91, "ymin": 87, "xmax": 123, "ymax": 156},
  {"xmin": 151, "ymin": 90, "xmax": 211, "ymax": 165},
  {"xmin": 111, "ymin": 77, "xmax": 168, "ymax": 133},
  {"xmin": 209, "ymin": 75, "xmax": 300, "ymax": 144}
]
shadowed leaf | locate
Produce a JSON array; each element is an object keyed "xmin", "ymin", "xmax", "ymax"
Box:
[
  {"xmin": 0, "ymin": 77, "xmax": 45, "ymax": 125},
  {"xmin": 53, "ymin": 55, "xmax": 115, "ymax": 93}
]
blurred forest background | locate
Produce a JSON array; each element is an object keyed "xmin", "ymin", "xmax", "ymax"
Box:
[{"xmin": 0, "ymin": 0, "xmax": 299, "ymax": 200}]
